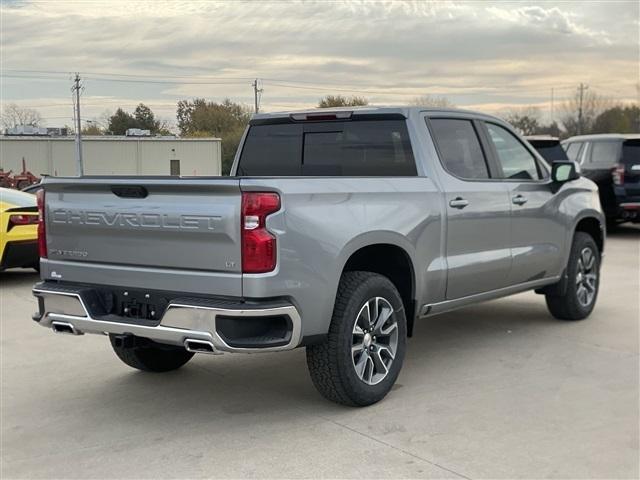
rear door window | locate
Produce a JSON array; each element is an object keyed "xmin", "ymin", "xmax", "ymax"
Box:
[
  {"xmin": 236, "ymin": 124, "xmax": 302, "ymax": 176},
  {"xmin": 589, "ymin": 141, "xmax": 621, "ymax": 166},
  {"xmin": 429, "ymin": 118, "xmax": 490, "ymax": 179},
  {"xmin": 486, "ymin": 123, "xmax": 542, "ymax": 180},
  {"xmin": 565, "ymin": 142, "xmax": 584, "ymax": 162},
  {"xmin": 237, "ymin": 119, "xmax": 416, "ymax": 176}
]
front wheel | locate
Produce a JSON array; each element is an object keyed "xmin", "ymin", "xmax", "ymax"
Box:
[
  {"xmin": 306, "ymin": 271, "xmax": 407, "ymax": 406},
  {"xmin": 546, "ymin": 232, "xmax": 600, "ymax": 320}
]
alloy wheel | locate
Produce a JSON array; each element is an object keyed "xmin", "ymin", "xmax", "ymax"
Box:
[
  {"xmin": 576, "ymin": 247, "xmax": 598, "ymax": 307},
  {"xmin": 351, "ymin": 297, "xmax": 398, "ymax": 385}
]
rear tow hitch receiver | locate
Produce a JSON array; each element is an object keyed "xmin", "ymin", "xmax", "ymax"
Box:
[{"xmin": 111, "ymin": 333, "xmax": 137, "ymax": 349}]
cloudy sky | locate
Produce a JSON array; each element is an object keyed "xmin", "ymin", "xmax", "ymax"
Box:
[{"xmin": 1, "ymin": 0, "xmax": 638, "ymax": 128}]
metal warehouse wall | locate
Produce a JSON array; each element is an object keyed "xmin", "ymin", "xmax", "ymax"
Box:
[{"xmin": 0, "ymin": 136, "xmax": 222, "ymax": 177}]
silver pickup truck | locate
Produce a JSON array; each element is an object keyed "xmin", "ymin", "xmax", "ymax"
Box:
[{"xmin": 32, "ymin": 107, "xmax": 605, "ymax": 406}]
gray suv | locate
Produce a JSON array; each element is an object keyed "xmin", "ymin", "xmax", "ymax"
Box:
[{"xmin": 32, "ymin": 107, "xmax": 604, "ymax": 406}]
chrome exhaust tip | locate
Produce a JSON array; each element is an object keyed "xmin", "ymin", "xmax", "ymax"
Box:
[
  {"xmin": 51, "ymin": 321, "xmax": 81, "ymax": 335},
  {"xmin": 184, "ymin": 338, "xmax": 218, "ymax": 355}
]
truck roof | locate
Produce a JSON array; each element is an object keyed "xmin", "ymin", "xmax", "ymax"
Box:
[
  {"xmin": 564, "ymin": 133, "xmax": 640, "ymax": 142},
  {"xmin": 525, "ymin": 135, "xmax": 560, "ymax": 141},
  {"xmin": 251, "ymin": 106, "xmax": 505, "ymax": 123}
]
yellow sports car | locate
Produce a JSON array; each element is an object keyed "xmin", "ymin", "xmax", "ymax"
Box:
[{"xmin": 0, "ymin": 187, "xmax": 39, "ymax": 271}]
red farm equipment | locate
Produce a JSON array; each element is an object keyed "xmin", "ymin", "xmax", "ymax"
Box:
[{"xmin": 12, "ymin": 158, "xmax": 40, "ymax": 190}]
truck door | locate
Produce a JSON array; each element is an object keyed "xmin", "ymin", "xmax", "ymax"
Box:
[
  {"xmin": 427, "ymin": 117, "xmax": 512, "ymax": 300},
  {"xmin": 481, "ymin": 121, "xmax": 565, "ymax": 284}
]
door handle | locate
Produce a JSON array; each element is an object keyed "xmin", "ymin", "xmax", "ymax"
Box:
[
  {"xmin": 512, "ymin": 194, "xmax": 528, "ymax": 205},
  {"xmin": 449, "ymin": 197, "xmax": 469, "ymax": 209}
]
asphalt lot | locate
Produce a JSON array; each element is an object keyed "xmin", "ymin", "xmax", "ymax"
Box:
[{"xmin": 1, "ymin": 225, "xmax": 638, "ymax": 479}]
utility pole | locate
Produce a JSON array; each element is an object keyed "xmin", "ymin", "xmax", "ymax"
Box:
[
  {"xmin": 72, "ymin": 73, "xmax": 84, "ymax": 176},
  {"xmin": 550, "ymin": 87, "xmax": 554, "ymax": 125},
  {"xmin": 577, "ymin": 83, "xmax": 588, "ymax": 135},
  {"xmin": 252, "ymin": 78, "xmax": 263, "ymax": 114}
]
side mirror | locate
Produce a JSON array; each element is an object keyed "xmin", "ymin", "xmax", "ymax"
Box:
[{"xmin": 552, "ymin": 160, "xmax": 580, "ymax": 183}]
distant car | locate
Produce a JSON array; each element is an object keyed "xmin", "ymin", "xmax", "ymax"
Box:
[
  {"xmin": 0, "ymin": 188, "xmax": 39, "ymax": 271},
  {"xmin": 562, "ymin": 134, "xmax": 640, "ymax": 226},
  {"xmin": 525, "ymin": 136, "xmax": 569, "ymax": 162}
]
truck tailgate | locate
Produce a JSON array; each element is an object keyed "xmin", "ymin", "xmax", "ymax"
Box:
[{"xmin": 41, "ymin": 177, "xmax": 242, "ymax": 295}]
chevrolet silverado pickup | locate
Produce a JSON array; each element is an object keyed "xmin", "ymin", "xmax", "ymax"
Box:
[{"xmin": 32, "ymin": 107, "xmax": 605, "ymax": 406}]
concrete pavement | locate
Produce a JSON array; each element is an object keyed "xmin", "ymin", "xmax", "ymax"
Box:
[{"xmin": 1, "ymin": 225, "xmax": 638, "ymax": 479}]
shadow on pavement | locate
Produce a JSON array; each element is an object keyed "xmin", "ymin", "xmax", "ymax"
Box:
[
  {"xmin": 0, "ymin": 269, "xmax": 39, "ymax": 287},
  {"xmin": 607, "ymin": 223, "xmax": 640, "ymax": 237},
  {"xmin": 76, "ymin": 294, "xmax": 560, "ymax": 420}
]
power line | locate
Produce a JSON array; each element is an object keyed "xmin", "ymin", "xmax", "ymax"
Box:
[
  {"xmin": 3, "ymin": 72, "xmax": 635, "ymax": 102},
  {"xmin": 1, "ymin": 73, "xmax": 250, "ymax": 86},
  {"xmin": 3, "ymin": 68, "xmax": 254, "ymax": 81},
  {"xmin": 2, "ymin": 68, "xmax": 592, "ymax": 91}
]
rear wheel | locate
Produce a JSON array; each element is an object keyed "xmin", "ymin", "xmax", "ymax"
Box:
[
  {"xmin": 546, "ymin": 232, "xmax": 600, "ymax": 320},
  {"xmin": 109, "ymin": 335, "xmax": 194, "ymax": 372},
  {"xmin": 306, "ymin": 271, "xmax": 407, "ymax": 406}
]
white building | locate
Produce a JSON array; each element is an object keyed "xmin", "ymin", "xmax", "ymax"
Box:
[{"xmin": 0, "ymin": 135, "xmax": 222, "ymax": 177}]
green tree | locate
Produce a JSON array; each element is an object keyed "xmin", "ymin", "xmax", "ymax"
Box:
[
  {"xmin": 592, "ymin": 105, "xmax": 640, "ymax": 133},
  {"xmin": 107, "ymin": 108, "xmax": 139, "ymax": 135},
  {"xmin": 107, "ymin": 104, "xmax": 167, "ymax": 135},
  {"xmin": 176, "ymin": 98, "xmax": 252, "ymax": 175},
  {"xmin": 134, "ymin": 103, "xmax": 160, "ymax": 132},
  {"xmin": 318, "ymin": 95, "xmax": 368, "ymax": 108}
]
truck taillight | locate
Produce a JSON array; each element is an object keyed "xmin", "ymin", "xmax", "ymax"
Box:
[
  {"xmin": 241, "ymin": 192, "xmax": 280, "ymax": 273},
  {"xmin": 36, "ymin": 189, "xmax": 47, "ymax": 258},
  {"xmin": 612, "ymin": 164, "xmax": 625, "ymax": 185}
]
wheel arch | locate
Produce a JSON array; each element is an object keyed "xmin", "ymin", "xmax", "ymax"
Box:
[
  {"xmin": 540, "ymin": 213, "xmax": 605, "ymax": 297},
  {"xmin": 574, "ymin": 215, "xmax": 604, "ymax": 254},
  {"xmin": 337, "ymin": 233, "xmax": 418, "ymax": 336}
]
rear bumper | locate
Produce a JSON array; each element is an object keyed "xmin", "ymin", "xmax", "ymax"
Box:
[
  {"xmin": 619, "ymin": 202, "xmax": 640, "ymax": 210},
  {"xmin": 1, "ymin": 240, "xmax": 38, "ymax": 270},
  {"xmin": 32, "ymin": 282, "xmax": 302, "ymax": 353},
  {"xmin": 617, "ymin": 202, "xmax": 640, "ymax": 221}
]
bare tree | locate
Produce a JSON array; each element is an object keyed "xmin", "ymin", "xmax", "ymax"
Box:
[
  {"xmin": 560, "ymin": 88, "xmax": 612, "ymax": 136},
  {"xmin": 1, "ymin": 103, "xmax": 43, "ymax": 129},
  {"xmin": 503, "ymin": 106, "xmax": 542, "ymax": 135},
  {"xmin": 410, "ymin": 95, "xmax": 454, "ymax": 108}
]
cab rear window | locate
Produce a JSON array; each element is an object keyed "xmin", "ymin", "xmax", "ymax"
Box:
[{"xmin": 237, "ymin": 118, "xmax": 416, "ymax": 176}]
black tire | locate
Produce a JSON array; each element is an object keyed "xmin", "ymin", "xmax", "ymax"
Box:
[
  {"xmin": 109, "ymin": 335, "xmax": 194, "ymax": 372},
  {"xmin": 546, "ymin": 232, "xmax": 600, "ymax": 321},
  {"xmin": 306, "ymin": 271, "xmax": 407, "ymax": 406}
]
